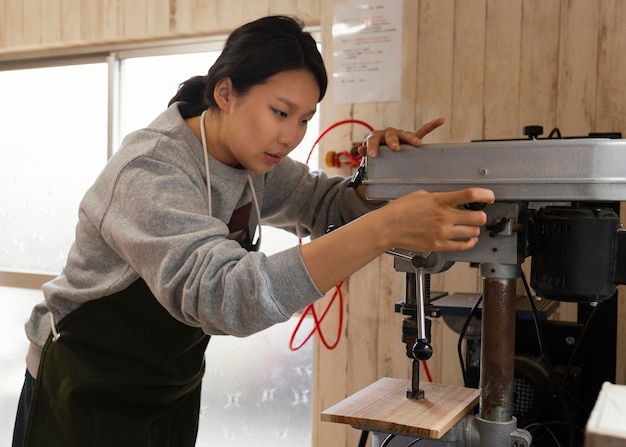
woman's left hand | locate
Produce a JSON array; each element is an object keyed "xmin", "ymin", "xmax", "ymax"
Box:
[{"xmin": 358, "ymin": 117, "xmax": 446, "ymax": 157}]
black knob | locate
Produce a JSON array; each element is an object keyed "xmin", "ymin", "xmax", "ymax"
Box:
[
  {"xmin": 412, "ymin": 339, "xmax": 433, "ymax": 361},
  {"xmin": 464, "ymin": 202, "xmax": 487, "ymax": 211},
  {"xmin": 523, "ymin": 125, "xmax": 544, "ymax": 139}
]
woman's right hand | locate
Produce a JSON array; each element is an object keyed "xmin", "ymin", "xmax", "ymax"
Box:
[
  {"xmin": 300, "ymin": 187, "xmax": 494, "ymax": 294},
  {"xmin": 376, "ymin": 187, "xmax": 495, "ymax": 253}
]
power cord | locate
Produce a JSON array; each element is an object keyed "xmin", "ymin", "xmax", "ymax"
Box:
[
  {"xmin": 289, "ymin": 119, "xmax": 374, "ymax": 351},
  {"xmin": 457, "ymin": 294, "xmax": 483, "ymax": 387},
  {"xmin": 521, "ymin": 271, "xmax": 574, "ymax": 447}
]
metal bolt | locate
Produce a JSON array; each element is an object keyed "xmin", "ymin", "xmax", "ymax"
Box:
[
  {"xmin": 565, "ymin": 336, "xmax": 576, "ymax": 346},
  {"xmin": 512, "ymin": 441, "xmax": 525, "ymax": 447},
  {"xmin": 479, "ymin": 168, "xmax": 489, "ymax": 177}
]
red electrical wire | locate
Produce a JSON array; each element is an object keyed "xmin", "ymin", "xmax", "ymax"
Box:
[
  {"xmin": 422, "ymin": 360, "xmax": 433, "ymax": 382},
  {"xmin": 289, "ymin": 280, "xmax": 344, "ymax": 351},
  {"xmin": 305, "ymin": 119, "xmax": 374, "ymax": 165},
  {"xmin": 289, "ymin": 119, "xmax": 374, "ymax": 351}
]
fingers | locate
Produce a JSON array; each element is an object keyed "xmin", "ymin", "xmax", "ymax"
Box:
[
  {"xmin": 358, "ymin": 117, "xmax": 446, "ymax": 157},
  {"xmin": 415, "ymin": 117, "xmax": 446, "ymax": 140},
  {"xmin": 392, "ymin": 188, "xmax": 496, "ymax": 253},
  {"xmin": 440, "ymin": 187, "xmax": 496, "ymax": 209}
]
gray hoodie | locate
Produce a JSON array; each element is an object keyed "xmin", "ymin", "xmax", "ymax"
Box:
[{"xmin": 24, "ymin": 103, "xmax": 377, "ymax": 377}]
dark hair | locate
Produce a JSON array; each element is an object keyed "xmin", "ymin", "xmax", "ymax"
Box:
[{"xmin": 168, "ymin": 15, "xmax": 327, "ymax": 110}]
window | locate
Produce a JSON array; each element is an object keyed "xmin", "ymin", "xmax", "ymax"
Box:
[
  {"xmin": 0, "ymin": 36, "xmax": 320, "ymax": 446},
  {"xmin": 0, "ymin": 62, "xmax": 109, "ymax": 274}
]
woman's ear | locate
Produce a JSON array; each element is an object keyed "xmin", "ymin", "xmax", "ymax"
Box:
[{"xmin": 214, "ymin": 78, "xmax": 235, "ymax": 112}]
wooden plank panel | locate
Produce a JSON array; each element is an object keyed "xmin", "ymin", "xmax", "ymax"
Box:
[
  {"xmin": 217, "ymin": 0, "xmax": 245, "ymax": 28},
  {"xmin": 81, "ymin": 0, "xmax": 103, "ymax": 41},
  {"xmin": 414, "ymin": 0, "xmax": 455, "ymax": 143},
  {"xmin": 0, "ymin": 0, "xmax": 5, "ymax": 47},
  {"xmin": 312, "ymin": 288, "xmax": 350, "ymax": 447},
  {"xmin": 345, "ymin": 259, "xmax": 382, "ymax": 395},
  {"xmin": 61, "ymin": 0, "xmax": 82, "ymax": 42},
  {"xmin": 146, "ymin": 0, "xmax": 170, "ymax": 36},
  {"xmin": 269, "ymin": 0, "xmax": 311, "ymax": 18},
  {"xmin": 556, "ymin": 0, "xmax": 599, "ymax": 135},
  {"xmin": 21, "ymin": 0, "xmax": 43, "ymax": 45},
  {"xmin": 376, "ymin": 255, "xmax": 411, "ymax": 381},
  {"xmin": 102, "ymin": 0, "xmax": 120, "ymax": 40},
  {"xmin": 41, "ymin": 0, "xmax": 63, "ymax": 44},
  {"xmin": 596, "ymin": 0, "xmax": 626, "ymax": 135},
  {"xmin": 171, "ymin": 0, "xmax": 194, "ymax": 34},
  {"xmin": 4, "ymin": 0, "xmax": 24, "ymax": 47},
  {"xmin": 123, "ymin": 0, "xmax": 147, "ymax": 38},
  {"xmin": 483, "ymin": 0, "xmax": 522, "ymax": 139},
  {"xmin": 450, "ymin": 0, "xmax": 486, "ymax": 142},
  {"xmin": 519, "ymin": 0, "xmax": 560, "ymax": 133},
  {"xmin": 191, "ymin": 0, "xmax": 220, "ymax": 31}
]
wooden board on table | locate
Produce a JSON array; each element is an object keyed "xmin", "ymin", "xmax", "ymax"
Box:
[{"xmin": 321, "ymin": 377, "xmax": 479, "ymax": 440}]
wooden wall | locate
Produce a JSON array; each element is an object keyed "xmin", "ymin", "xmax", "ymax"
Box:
[
  {"xmin": 315, "ymin": 1, "xmax": 626, "ymax": 446},
  {"xmin": 1, "ymin": 1, "xmax": 625, "ymax": 446}
]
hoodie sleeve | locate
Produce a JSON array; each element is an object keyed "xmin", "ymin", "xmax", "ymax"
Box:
[
  {"xmin": 97, "ymin": 153, "xmax": 323, "ymax": 337},
  {"xmin": 258, "ymin": 156, "xmax": 379, "ymax": 239}
]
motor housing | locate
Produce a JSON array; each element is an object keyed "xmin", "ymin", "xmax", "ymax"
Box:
[{"xmin": 530, "ymin": 206, "xmax": 623, "ymax": 303}]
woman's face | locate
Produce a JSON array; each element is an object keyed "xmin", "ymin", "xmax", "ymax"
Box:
[{"xmin": 212, "ymin": 69, "xmax": 320, "ymax": 173}]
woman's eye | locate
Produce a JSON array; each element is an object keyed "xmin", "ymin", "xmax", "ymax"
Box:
[{"xmin": 272, "ymin": 107, "xmax": 288, "ymax": 118}]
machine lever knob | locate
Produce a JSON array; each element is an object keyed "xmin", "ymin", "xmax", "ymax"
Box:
[{"xmin": 412, "ymin": 339, "xmax": 433, "ymax": 361}]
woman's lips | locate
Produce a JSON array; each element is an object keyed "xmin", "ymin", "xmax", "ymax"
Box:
[{"xmin": 263, "ymin": 152, "xmax": 282, "ymax": 165}]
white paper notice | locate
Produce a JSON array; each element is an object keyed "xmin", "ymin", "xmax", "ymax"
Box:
[{"xmin": 332, "ymin": 0, "xmax": 403, "ymax": 104}]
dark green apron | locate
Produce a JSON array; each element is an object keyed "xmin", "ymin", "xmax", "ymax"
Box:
[{"xmin": 24, "ymin": 279, "xmax": 210, "ymax": 447}]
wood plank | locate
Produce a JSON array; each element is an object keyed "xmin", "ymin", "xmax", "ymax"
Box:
[
  {"xmin": 595, "ymin": 0, "xmax": 626, "ymax": 135},
  {"xmin": 519, "ymin": 0, "xmax": 560, "ymax": 133},
  {"xmin": 376, "ymin": 255, "xmax": 411, "ymax": 381},
  {"xmin": 346, "ymin": 259, "xmax": 381, "ymax": 396},
  {"xmin": 4, "ymin": 0, "xmax": 24, "ymax": 47},
  {"xmin": 171, "ymin": 0, "xmax": 194, "ymax": 34},
  {"xmin": 146, "ymin": 0, "xmax": 170, "ymax": 36},
  {"xmin": 414, "ymin": 0, "xmax": 455, "ymax": 143},
  {"xmin": 81, "ymin": 0, "xmax": 103, "ymax": 41},
  {"xmin": 21, "ymin": 0, "xmax": 43, "ymax": 45},
  {"xmin": 123, "ymin": 0, "xmax": 147, "ymax": 38},
  {"xmin": 556, "ymin": 0, "xmax": 599, "ymax": 135},
  {"xmin": 61, "ymin": 0, "xmax": 82, "ymax": 42},
  {"xmin": 450, "ymin": 0, "xmax": 486, "ymax": 142},
  {"xmin": 217, "ymin": 0, "xmax": 245, "ymax": 29},
  {"xmin": 312, "ymin": 287, "xmax": 350, "ymax": 447},
  {"xmin": 102, "ymin": 0, "xmax": 120, "ymax": 40},
  {"xmin": 0, "ymin": 0, "xmax": 5, "ymax": 47},
  {"xmin": 321, "ymin": 377, "xmax": 479, "ymax": 439},
  {"xmin": 483, "ymin": 0, "xmax": 522, "ymax": 139},
  {"xmin": 41, "ymin": 0, "xmax": 63, "ymax": 44}
]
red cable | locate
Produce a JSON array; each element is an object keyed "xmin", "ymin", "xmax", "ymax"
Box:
[
  {"xmin": 305, "ymin": 119, "xmax": 374, "ymax": 165},
  {"xmin": 290, "ymin": 119, "xmax": 374, "ymax": 351},
  {"xmin": 422, "ymin": 360, "xmax": 433, "ymax": 382},
  {"xmin": 289, "ymin": 281, "xmax": 344, "ymax": 351}
]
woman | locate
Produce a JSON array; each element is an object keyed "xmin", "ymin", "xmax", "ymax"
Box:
[{"xmin": 13, "ymin": 15, "xmax": 494, "ymax": 447}]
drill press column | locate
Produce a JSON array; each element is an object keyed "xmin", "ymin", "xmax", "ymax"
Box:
[{"xmin": 480, "ymin": 277, "xmax": 517, "ymax": 422}]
